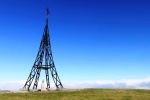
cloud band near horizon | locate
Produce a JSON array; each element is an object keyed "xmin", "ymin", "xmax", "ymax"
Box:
[{"xmin": 1, "ymin": 77, "xmax": 150, "ymax": 90}]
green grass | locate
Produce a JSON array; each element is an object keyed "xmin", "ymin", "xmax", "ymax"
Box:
[{"xmin": 0, "ymin": 89, "xmax": 150, "ymax": 100}]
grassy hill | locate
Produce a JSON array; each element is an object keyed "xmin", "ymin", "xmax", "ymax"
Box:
[{"xmin": 0, "ymin": 89, "xmax": 150, "ymax": 100}]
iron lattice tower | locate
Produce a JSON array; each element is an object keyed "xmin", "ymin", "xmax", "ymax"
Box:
[{"xmin": 23, "ymin": 9, "xmax": 63, "ymax": 90}]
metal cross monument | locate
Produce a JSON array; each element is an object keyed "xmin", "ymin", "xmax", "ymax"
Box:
[{"xmin": 23, "ymin": 9, "xmax": 63, "ymax": 90}]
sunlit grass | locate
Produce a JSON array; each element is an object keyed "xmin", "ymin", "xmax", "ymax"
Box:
[{"xmin": 0, "ymin": 89, "xmax": 150, "ymax": 100}]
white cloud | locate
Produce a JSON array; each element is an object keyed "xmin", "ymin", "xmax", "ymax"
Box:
[
  {"xmin": 1, "ymin": 77, "xmax": 150, "ymax": 90},
  {"xmin": 63, "ymin": 77, "xmax": 150, "ymax": 89}
]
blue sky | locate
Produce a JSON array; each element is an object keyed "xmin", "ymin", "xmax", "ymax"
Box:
[{"xmin": 0, "ymin": 0, "xmax": 150, "ymax": 89}]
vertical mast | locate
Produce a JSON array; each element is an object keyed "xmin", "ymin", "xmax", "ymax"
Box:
[{"xmin": 46, "ymin": 8, "xmax": 49, "ymax": 26}]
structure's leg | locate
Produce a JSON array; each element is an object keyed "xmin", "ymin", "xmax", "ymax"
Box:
[
  {"xmin": 45, "ymin": 48, "xmax": 50, "ymax": 89},
  {"xmin": 50, "ymin": 61, "xmax": 63, "ymax": 88},
  {"xmin": 33, "ymin": 68, "xmax": 41, "ymax": 89},
  {"xmin": 23, "ymin": 65, "xmax": 37, "ymax": 90},
  {"xmin": 45, "ymin": 69, "xmax": 50, "ymax": 89}
]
